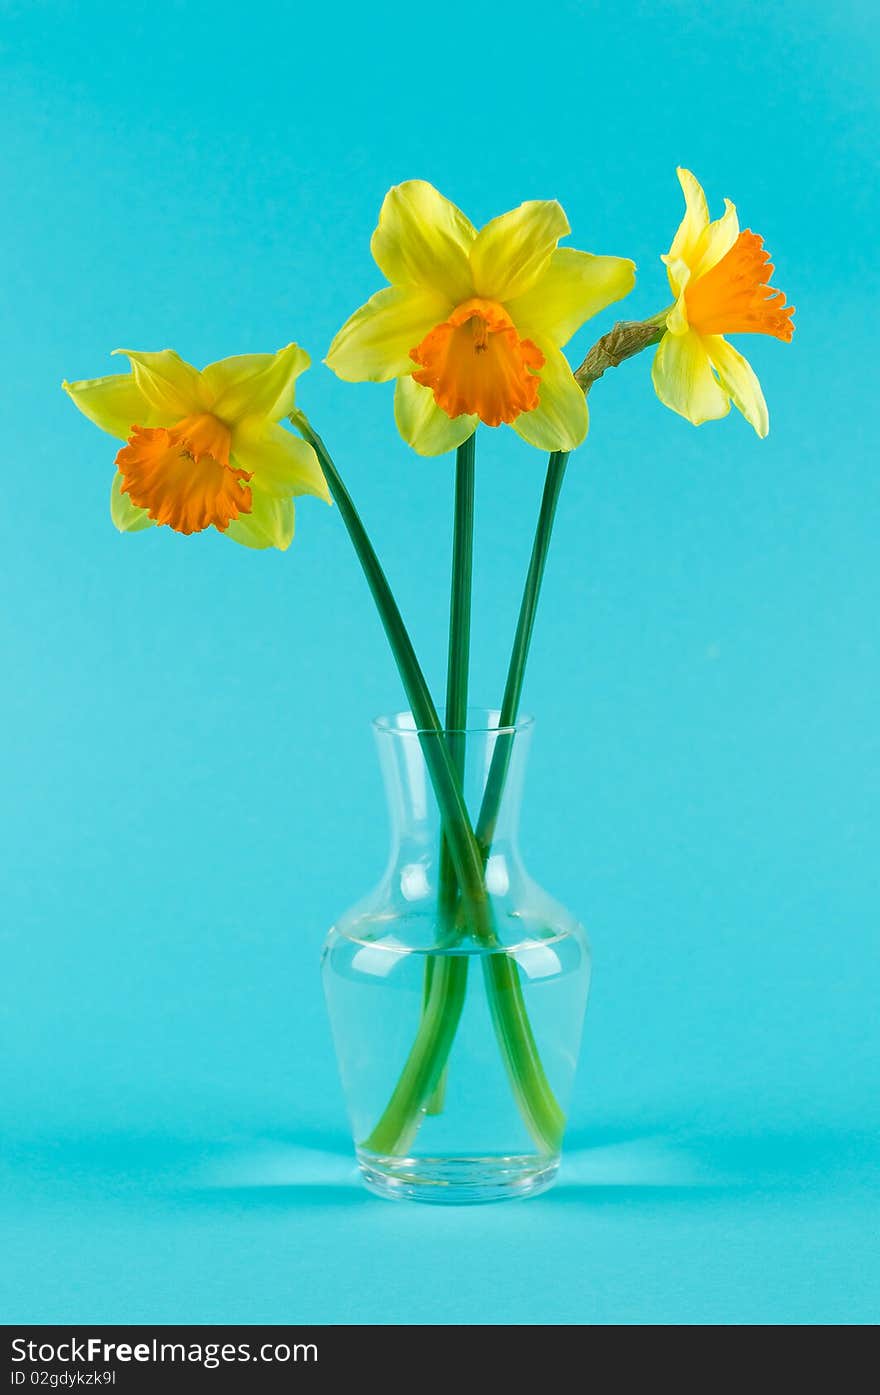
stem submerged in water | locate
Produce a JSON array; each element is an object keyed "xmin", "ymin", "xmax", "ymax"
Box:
[
  {"xmin": 484, "ymin": 955, "xmax": 566, "ymax": 1149},
  {"xmin": 363, "ymin": 954, "xmax": 469, "ymax": 1155}
]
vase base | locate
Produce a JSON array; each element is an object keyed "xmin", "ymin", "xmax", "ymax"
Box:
[{"xmin": 356, "ymin": 1149, "xmax": 559, "ymax": 1205}]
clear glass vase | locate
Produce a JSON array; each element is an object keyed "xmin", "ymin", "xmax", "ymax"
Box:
[{"xmin": 321, "ymin": 710, "xmax": 591, "ymax": 1203}]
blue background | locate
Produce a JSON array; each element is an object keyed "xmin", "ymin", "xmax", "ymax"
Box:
[{"xmin": 1, "ymin": 0, "xmax": 877, "ymax": 1325}]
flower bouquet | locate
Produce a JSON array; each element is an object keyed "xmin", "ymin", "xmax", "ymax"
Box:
[{"xmin": 64, "ymin": 170, "xmax": 793, "ymax": 1202}]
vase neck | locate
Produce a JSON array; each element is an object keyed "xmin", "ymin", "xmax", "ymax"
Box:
[{"xmin": 373, "ymin": 711, "xmax": 531, "ymax": 867}]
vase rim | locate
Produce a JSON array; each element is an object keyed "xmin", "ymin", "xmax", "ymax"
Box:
[{"xmin": 373, "ymin": 707, "xmax": 535, "ymax": 738}]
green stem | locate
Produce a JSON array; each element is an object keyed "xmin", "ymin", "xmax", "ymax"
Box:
[
  {"xmin": 484, "ymin": 954, "xmax": 565, "ymax": 1148},
  {"xmin": 297, "ymin": 417, "xmax": 491, "ymax": 930},
  {"xmin": 365, "ymin": 955, "xmax": 469, "ymax": 1155},
  {"xmin": 445, "ymin": 437, "xmax": 476, "ymax": 788},
  {"xmin": 476, "ymin": 450, "xmax": 570, "ymax": 1154},
  {"xmin": 438, "ymin": 434, "xmax": 476, "ymax": 919},
  {"xmin": 476, "ymin": 451, "xmax": 569, "ymax": 855},
  {"xmin": 484, "ymin": 328, "xmax": 660, "ymax": 1132},
  {"xmin": 297, "ymin": 416, "xmax": 563, "ymax": 1156},
  {"xmin": 296, "ymin": 418, "xmax": 487, "ymax": 1153},
  {"xmin": 426, "ymin": 433, "xmax": 476, "ymax": 1114}
]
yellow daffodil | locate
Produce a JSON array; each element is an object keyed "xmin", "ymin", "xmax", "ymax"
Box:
[
  {"xmin": 326, "ymin": 180, "xmax": 635, "ymax": 456},
  {"xmin": 63, "ymin": 345, "xmax": 330, "ymax": 550},
  {"xmin": 652, "ymin": 168, "xmax": 795, "ymax": 436}
]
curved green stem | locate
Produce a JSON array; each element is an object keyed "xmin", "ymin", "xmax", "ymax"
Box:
[
  {"xmin": 364, "ymin": 954, "xmax": 469, "ymax": 1155},
  {"xmin": 297, "ymin": 417, "xmax": 491, "ymax": 935},
  {"xmin": 298, "ymin": 416, "xmax": 563, "ymax": 1156},
  {"xmin": 484, "ymin": 955, "xmax": 565, "ymax": 1148}
]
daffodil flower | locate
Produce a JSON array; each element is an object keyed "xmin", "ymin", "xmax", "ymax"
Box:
[
  {"xmin": 63, "ymin": 345, "xmax": 330, "ymax": 549},
  {"xmin": 652, "ymin": 168, "xmax": 795, "ymax": 436},
  {"xmin": 326, "ymin": 180, "xmax": 635, "ymax": 456}
]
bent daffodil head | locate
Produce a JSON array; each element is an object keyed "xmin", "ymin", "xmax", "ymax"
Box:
[
  {"xmin": 325, "ymin": 180, "xmax": 635, "ymax": 456},
  {"xmin": 63, "ymin": 345, "xmax": 330, "ymax": 550},
  {"xmin": 652, "ymin": 168, "xmax": 795, "ymax": 437}
]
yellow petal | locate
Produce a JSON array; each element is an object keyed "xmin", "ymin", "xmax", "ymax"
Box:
[
  {"xmin": 325, "ymin": 285, "xmax": 450, "ymax": 383},
  {"xmin": 507, "ymin": 249, "xmax": 635, "ymax": 347},
  {"xmin": 651, "ymin": 329, "xmax": 730, "ymax": 426},
  {"xmin": 224, "ymin": 488, "xmax": 296, "ymax": 551},
  {"xmin": 704, "ymin": 335, "xmax": 769, "ymax": 437},
  {"xmin": 667, "ymin": 167, "xmax": 710, "ymax": 275},
  {"xmin": 371, "ymin": 180, "xmax": 476, "ymax": 302},
  {"xmin": 112, "ymin": 349, "xmax": 203, "ymax": 419},
  {"xmin": 665, "ymin": 282, "xmax": 691, "ymax": 336},
  {"xmin": 202, "ymin": 343, "xmax": 310, "ymax": 424},
  {"xmin": 110, "ymin": 472, "xmax": 155, "ymax": 532},
  {"xmin": 511, "ymin": 340, "xmax": 588, "ymax": 451},
  {"xmin": 231, "ymin": 417, "xmax": 330, "ymax": 500},
  {"xmin": 692, "ymin": 198, "xmax": 739, "ymax": 281},
  {"xmin": 661, "ymin": 252, "xmax": 692, "ymax": 305},
  {"xmin": 394, "ymin": 375, "xmax": 477, "ymax": 456},
  {"xmin": 63, "ymin": 373, "xmax": 151, "ymax": 440},
  {"xmin": 470, "ymin": 199, "xmax": 570, "ymax": 303}
]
